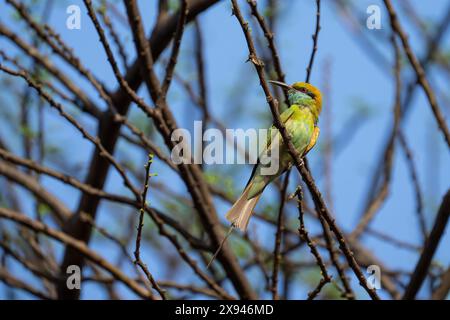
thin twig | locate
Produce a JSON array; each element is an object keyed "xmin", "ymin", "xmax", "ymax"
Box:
[
  {"xmin": 246, "ymin": 0, "xmax": 288, "ymax": 104},
  {"xmin": 161, "ymin": 0, "xmax": 189, "ymax": 95},
  {"xmin": 431, "ymin": 267, "xmax": 450, "ymax": 300},
  {"xmin": 403, "ymin": 190, "xmax": 450, "ymax": 299},
  {"xmin": 384, "ymin": 0, "xmax": 450, "ymax": 148},
  {"xmin": 98, "ymin": 0, "xmax": 129, "ymax": 68},
  {"xmin": 305, "ymin": 0, "xmax": 321, "ymax": 83},
  {"xmin": 270, "ymin": 172, "xmax": 289, "ymax": 299},
  {"xmin": 0, "ymin": 207, "xmax": 154, "ymax": 299},
  {"xmin": 398, "ymin": 132, "xmax": 427, "ymax": 242},
  {"xmin": 231, "ymin": 0, "xmax": 380, "ymax": 300},
  {"xmin": 295, "ymin": 186, "xmax": 331, "ymax": 300},
  {"xmin": 134, "ymin": 154, "xmax": 166, "ymax": 300},
  {"xmin": 350, "ymin": 34, "xmax": 403, "ymax": 239}
]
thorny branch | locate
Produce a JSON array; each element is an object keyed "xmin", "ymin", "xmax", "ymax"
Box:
[
  {"xmin": 294, "ymin": 186, "xmax": 332, "ymax": 300},
  {"xmin": 133, "ymin": 154, "xmax": 166, "ymax": 300},
  {"xmin": 0, "ymin": 0, "xmax": 447, "ymax": 301},
  {"xmin": 231, "ymin": 0, "xmax": 380, "ymax": 300}
]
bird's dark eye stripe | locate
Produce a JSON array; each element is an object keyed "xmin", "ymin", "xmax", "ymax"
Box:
[{"xmin": 294, "ymin": 87, "xmax": 315, "ymax": 98}]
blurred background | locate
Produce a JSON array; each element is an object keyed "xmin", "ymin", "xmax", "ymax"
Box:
[{"xmin": 0, "ymin": 0, "xmax": 449, "ymax": 300}]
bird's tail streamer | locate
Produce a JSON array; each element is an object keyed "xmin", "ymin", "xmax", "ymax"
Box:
[
  {"xmin": 207, "ymin": 184, "xmax": 261, "ymax": 268},
  {"xmin": 206, "ymin": 224, "xmax": 234, "ymax": 269}
]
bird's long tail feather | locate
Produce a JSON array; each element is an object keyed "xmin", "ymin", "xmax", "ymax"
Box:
[
  {"xmin": 207, "ymin": 183, "xmax": 261, "ymax": 268},
  {"xmin": 225, "ymin": 183, "xmax": 261, "ymax": 231},
  {"xmin": 206, "ymin": 224, "xmax": 234, "ymax": 269}
]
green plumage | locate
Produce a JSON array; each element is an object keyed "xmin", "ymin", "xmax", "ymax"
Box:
[
  {"xmin": 225, "ymin": 81, "xmax": 322, "ymax": 231},
  {"xmin": 247, "ymin": 103, "xmax": 315, "ymax": 199}
]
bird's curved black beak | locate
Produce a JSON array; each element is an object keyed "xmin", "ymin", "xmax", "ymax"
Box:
[{"xmin": 268, "ymin": 80, "xmax": 293, "ymax": 90}]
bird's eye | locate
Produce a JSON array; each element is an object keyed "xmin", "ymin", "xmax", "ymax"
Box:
[
  {"xmin": 298, "ymin": 87, "xmax": 306, "ymax": 93},
  {"xmin": 307, "ymin": 92, "xmax": 316, "ymax": 99}
]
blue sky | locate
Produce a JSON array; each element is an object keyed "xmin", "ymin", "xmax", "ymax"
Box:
[{"xmin": 0, "ymin": 0, "xmax": 449, "ymax": 299}]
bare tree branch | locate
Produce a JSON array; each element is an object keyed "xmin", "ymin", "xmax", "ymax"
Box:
[{"xmin": 403, "ymin": 190, "xmax": 450, "ymax": 299}]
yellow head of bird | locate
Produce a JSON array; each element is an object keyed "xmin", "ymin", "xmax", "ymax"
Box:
[
  {"xmin": 291, "ymin": 82, "xmax": 322, "ymax": 115},
  {"xmin": 269, "ymin": 80, "xmax": 322, "ymax": 118}
]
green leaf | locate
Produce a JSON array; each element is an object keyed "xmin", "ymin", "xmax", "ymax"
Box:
[{"xmin": 37, "ymin": 203, "xmax": 51, "ymax": 216}]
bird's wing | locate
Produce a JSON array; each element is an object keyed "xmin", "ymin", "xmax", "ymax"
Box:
[
  {"xmin": 303, "ymin": 126, "xmax": 320, "ymax": 156},
  {"xmin": 245, "ymin": 107, "xmax": 295, "ymax": 187},
  {"xmin": 265, "ymin": 106, "xmax": 296, "ymax": 150}
]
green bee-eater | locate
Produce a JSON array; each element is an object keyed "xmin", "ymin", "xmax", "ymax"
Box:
[{"xmin": 226, "ymin": 81, "xmax": 322, "ymax": 230}]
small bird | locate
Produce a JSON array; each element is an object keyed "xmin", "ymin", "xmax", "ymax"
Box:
[
  {"xmin": 207, "ymin": 81, "xmax": 322, "ymax": 268},
  {"xmin": 226, "ymin": 81, "xmax": 322, "ymax": 230}
]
